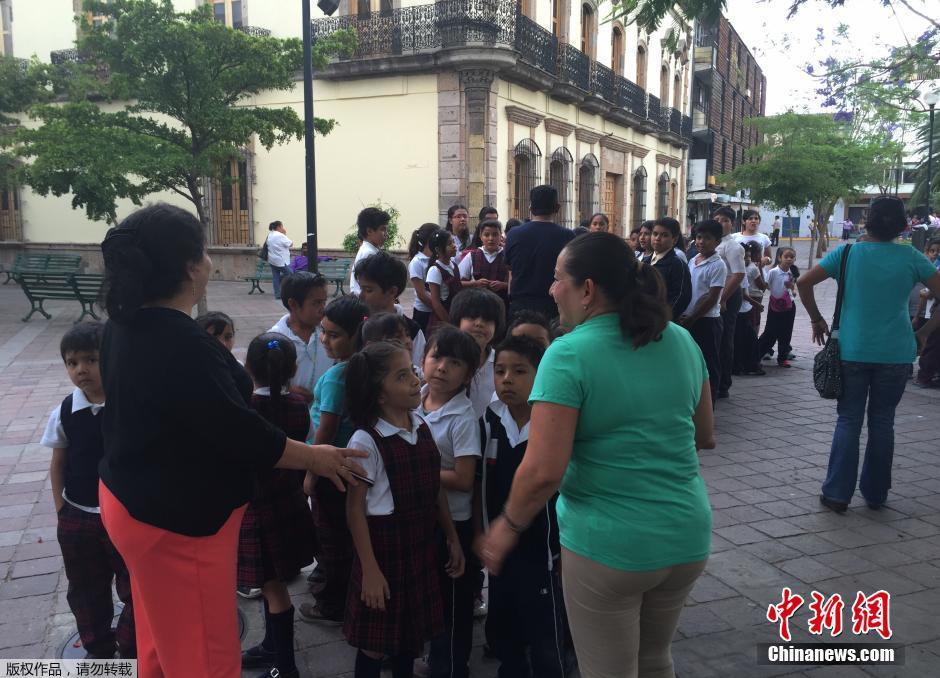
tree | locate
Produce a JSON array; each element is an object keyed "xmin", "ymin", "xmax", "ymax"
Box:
[
  {"xmin": 15, "ymin": 0, "xmax": 354, "ymax": 226},
  {"xmin": 0, "ymin": 56, "xmax": 52, "ymax": 188},
  {"xmin": 721, "ymin": 113, "xmax": 894, "ymax": 263}
]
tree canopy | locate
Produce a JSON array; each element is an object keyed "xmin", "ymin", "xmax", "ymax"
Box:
[
  {"xmin": 14, "ymin": 0, "xmax": 354, "ymax": 224},
  {"xmin": 721, "ymin": 112, "xmax": 897, "ymax": 251}
]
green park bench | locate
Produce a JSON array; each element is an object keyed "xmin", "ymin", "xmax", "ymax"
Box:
[
  {"xmin": 15, "ymin": 272, "xmax": 104, "ymax": 322},
  {"xmin": 241, "ymin": 259, "xmax": 274, "ymax": 294},
  {"xmin": 1, "ymin": 253, "xmax": 83, "ymax": 284},
  {"xmin": 242, "ymin": 258, "xmax": 352, "ymax": 297},
  {"xmin": 319, "ymin": 259, "xmax": 351, "ymax": 298}
]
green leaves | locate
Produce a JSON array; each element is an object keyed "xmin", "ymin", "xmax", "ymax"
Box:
[{"xmin": 14, "ymin": 0, "xmax": 354, "ymax": 224}]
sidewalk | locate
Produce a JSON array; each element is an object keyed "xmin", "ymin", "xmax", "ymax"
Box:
[{"xmin": 0, "ymin": 240, "xmax": 938, "ymax": 677}]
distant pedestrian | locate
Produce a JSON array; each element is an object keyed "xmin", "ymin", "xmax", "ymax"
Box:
[
  {"xmin": 798, "ymin": 196, "xmax": 940, "ymax": 513},
  {"xmin": 770, "ymin": 216, "xmax": 781, "ymax": 246},
  {"xmin": 757, "ymin": 247, "xmax": 797, "ymax": 368},
  {"xmin": 265, "ymin": 220, "xmax": 293, "ymax": 298}
]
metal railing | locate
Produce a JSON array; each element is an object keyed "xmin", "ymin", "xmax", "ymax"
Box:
[
  {"xmin": 238, "ymin": 26, "xmax": 271, "ymax": 37},
  {"xmin": 310, "ymin": 0, "xmax": 688, "ymax": 136}
]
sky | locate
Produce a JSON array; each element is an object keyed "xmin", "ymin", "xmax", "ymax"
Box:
[{"xmin": 723, "ymin": 0, "xmax": 935, "ymax": 115}]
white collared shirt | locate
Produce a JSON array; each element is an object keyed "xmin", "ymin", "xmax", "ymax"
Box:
[
  {"xmin": 408, "ymin": 253, "xmax": 432, "ymax": 312},
  {"xmin": 40, "ymin": 388, "xmax": 105, "ymax": 513},
  {"xmin": 417, "ymin": 385, "xmax": 481, "ymax": 521},
  {"xmin": 266, "ymin": 231, "xmax": 293, "ymax": 268},
  {"xmin": 716, "ymin": 233, "xmax": 746, "ymax": 276},
  {"xmin": 350, "ymin": 240, "xmax": 381, "ymax": 296},
  {"xmin": 347, "ymin": 412, "xmax": 426, "ymax": 515},
  {"xmin": 468, "ymin": 349, "xmax": 496, "ymax": 418},
  {"xmin": 458, "ymin": 247, "xmax": 503, "ymax": 280},
  {"xmin": 484, "ymin": 399, "xmax": 530, "ymax": 450},
  {"xmin": 269, "ymin": 314, "xmax": 333, "ymax": 393},
  {"xmin": 687, "ymin": 252, "xmax": 727, "ymax": 319}
]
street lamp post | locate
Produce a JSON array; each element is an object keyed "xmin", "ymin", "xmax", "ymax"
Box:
[
  {"xmin": 925, "ymin": 89, "xmax": 938, "ymax": 217},
  {"xmin": 302, "ymin": 0, "xmax": 340, "ymax": 274}
]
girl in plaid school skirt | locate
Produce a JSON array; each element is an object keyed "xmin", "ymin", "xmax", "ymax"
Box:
[
  {"xmin": 342, "ymin": 342, "xmax": 465, "ymax": 678},
  {"xmin": 237, "ymin": 333, "xmax": 317, "ymax": 678}
]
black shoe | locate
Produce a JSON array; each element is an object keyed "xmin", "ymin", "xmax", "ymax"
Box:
[
  {"xmin": 866, "ymin": 502, "xmax": 884, "ymax": 511},
  {"xmin": 717, "ymin": 391, "xmax": 730, "ymax": 399},
  {"xmin": 819, "ymin": 495, "xmax": 848, "ymax": 513},
  {"xmin": 242, "ymin": 644, "xmax": 276, "ymax": 669},
  {"xmin": 743, "ymin": 368, "xmax": 767, "ymax": 376}
]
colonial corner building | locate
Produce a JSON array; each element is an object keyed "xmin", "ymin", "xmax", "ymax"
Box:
[{"xmin": 0, "ymin": 0, "xmax": 734, "ymax": 277}]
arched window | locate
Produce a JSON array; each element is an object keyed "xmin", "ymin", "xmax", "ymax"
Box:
[
  {"xmin": 580, "ymin": 3, "xmax": 596, "ymax": 59},
  {"xmin": 632, "ymin": 165, "xmax": 647, "ymax": 229},
  {"xmin": 549, "ymin": 147, "xmax": 574, "ymax": 228},
  {"xmin": 657, "ymin": 172, "xmax": 670, "ymax": 219},
  {"xmin": 673, "ymin": 73, "xmax": 682, "ymax": 109},
  {"xmin": 512, "ymin": 139, "xmax": 541, "ymax": 220},
  {"xmin": 636, "ymin": 46, "xmax": 647, "ymax": 90},
  {"xmin": 660, "ymin": 65, "xmax": 670, "ymax": 103},
  {"xmin": 611, "ymin": 25, "xmax": 624, "ymax": 76},
  {"xmin": 578, "ymin": 153, "xmax": 599, "ymax": 223}
]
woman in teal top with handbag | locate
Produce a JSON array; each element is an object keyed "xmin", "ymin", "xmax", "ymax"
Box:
[
  {"xmin": 799, "ymin": 196, "xmax": 940, "ymax": 513},
  {"xmin": 480, "ymin": 232, "xmax": 715, "ymax": 678}
]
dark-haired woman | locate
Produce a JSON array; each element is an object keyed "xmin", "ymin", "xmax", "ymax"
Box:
[
  {"xmin": 480, "ymin": 232, "xmax": 714, "ymax": 678},
  {"xmin": 798, "ymin": 196, "xmax": 940, "ymax": 513},
  {"xmin": 96, "ymin": 204, "xmax": 367, "ymax": 678},
  {"xmin": 446, "ymin": 204, "xmax": 471, "ymax": 255}
]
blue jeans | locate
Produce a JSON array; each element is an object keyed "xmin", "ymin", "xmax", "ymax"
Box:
[
  {"xmin": 821, "ymin": 361, "xmax": 909, "ymax": 506},
  {"xmin": 270, "ymin": 264, "xmax": 289, "ymax": 299}
]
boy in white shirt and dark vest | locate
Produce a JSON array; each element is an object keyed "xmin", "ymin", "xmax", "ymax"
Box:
[{"xmin": 41, "ymin": 322, "xmax": 135, "ymax": 659}]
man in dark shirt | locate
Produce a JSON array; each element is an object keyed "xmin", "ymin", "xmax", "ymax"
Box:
[{"xmin": 505, "ymin": 185, "xmax": 575, "ymax": 319}]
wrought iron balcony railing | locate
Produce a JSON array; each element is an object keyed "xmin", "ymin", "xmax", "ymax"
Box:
[
  {"xmin": 681, "ymin": 114, "xmax": 692, "ymax": 139},
  {"xmin": 238, "ymin": 25, "xmax": 272, "ymax": 37},
  {"xmin": 50, "ymin": 48, "xmax": 82, "ymax": 65},
  {"xmin": 310, "ymin": 0, "xmax": 688, "ymax": 139},
  {"xmin": 647, "ymin": 94, "xmax": 662, "ymax": 128},
  {"xmin": 557, "ymin": 42, "xmax": 590, "ymax": 91}
]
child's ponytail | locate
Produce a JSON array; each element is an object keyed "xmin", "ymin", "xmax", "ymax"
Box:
[
  {"xmin": 409, "ymin": 222, "xmax": 440, "ymax": 259},
  {"xmin": 245, "ymin": 332, "xmax": 298, "ymax": 424}
]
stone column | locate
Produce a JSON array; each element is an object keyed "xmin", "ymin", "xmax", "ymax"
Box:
[{"xmin": 459, "ymin": 69, "xmax": 496, "ymax": 222}]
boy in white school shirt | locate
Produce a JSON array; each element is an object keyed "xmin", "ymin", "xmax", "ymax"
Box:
[{"xmin": 349, "ymin": 207, "xmax": 389, "ymax": 296}]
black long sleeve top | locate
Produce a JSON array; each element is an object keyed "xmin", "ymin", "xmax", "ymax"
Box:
[
  {"xmin": 99, "ymin": 307, "xmax": 286, "ymax": 536},
  {"xmin": 648, "ymin": 250, "xmax": 693, "ymax": 320}
]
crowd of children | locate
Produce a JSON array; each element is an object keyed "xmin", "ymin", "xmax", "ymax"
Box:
[{"xmin": 46, "ymin": 200, "xmax": 940, "ymax": 677}]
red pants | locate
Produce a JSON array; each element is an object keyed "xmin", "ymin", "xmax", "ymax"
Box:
[{"xmin": 99, "ymin": 482, "xmax": 246, "ymax": 678}]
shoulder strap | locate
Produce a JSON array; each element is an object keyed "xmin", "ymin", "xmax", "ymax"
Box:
[{"xmin": 831, "ymin": 244, "xmax": 852, "ymax": 331}]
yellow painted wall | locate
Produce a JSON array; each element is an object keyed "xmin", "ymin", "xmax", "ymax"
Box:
[
  {"xmin": 10, "ymin": 0, "xmax": 75, "ymax": 61},
  {"xmin": 248, "ymin": 74, "xmax": 439, "ymax": 249}
]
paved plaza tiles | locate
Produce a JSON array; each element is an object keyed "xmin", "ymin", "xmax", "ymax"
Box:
[{"xmin": 0, "ymin": 241, "xmax": 937, "ymax": 677}]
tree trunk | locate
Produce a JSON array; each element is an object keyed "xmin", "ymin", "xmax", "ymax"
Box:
[
  {"xmin": 786, "ymin": 206, "xmax": 794, "ymax": 248},
  {"xmin": 187, "ymin": 175, "xmax": 210, "ymax": 316},
  {"xmin": 808, "ymin": 223, "xmax": 816, "ymax": 270}
]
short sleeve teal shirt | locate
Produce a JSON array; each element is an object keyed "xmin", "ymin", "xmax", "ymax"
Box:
[
  {"xmin": 311, "ymin": 362, "xmax": 355, "ymax": 447},
  {"xmin": 529, "ymin": 314, "xmax": 712, "ymax": 571},
  {"xmin": 820, "ymin": 242, "xmax": 938, "ymax": 364}
]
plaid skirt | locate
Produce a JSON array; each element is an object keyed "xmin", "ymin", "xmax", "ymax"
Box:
[{"xmin": 237, "ymin": 469, "xmax": 316, "ymax": 588}]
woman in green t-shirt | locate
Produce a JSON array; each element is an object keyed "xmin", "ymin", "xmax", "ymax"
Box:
[{"xmin": 480, "ymin": 232, "xmax": 715, "ymax": 678}]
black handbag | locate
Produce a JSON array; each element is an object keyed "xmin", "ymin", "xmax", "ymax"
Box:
[
  {"xmin": 258, "ymin": 237, "xmax": 269, "ymax": 261},
  {"xmin": 813, "ymin": 244, "xmax": 852, "ymax": 399}
]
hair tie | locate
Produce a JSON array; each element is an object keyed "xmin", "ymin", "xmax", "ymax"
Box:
[
  {"xmin": 267, "ymin": 339, "xmax": 280, "ymax": 350},
  {"xmin": 363, "ymin": 315, "xmax": 369, "ymax": 322}
]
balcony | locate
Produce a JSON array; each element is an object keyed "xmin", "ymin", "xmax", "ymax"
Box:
[
  {"xmin": 50, "ymin": 48, "xmax": 82, "ymax": 65},
  {"xmin": 238, "ymin": 26, "xmax": 271, "ymax": 37},
  {"xmin": 310, "ymin": 0, "xmax": 689, "ymax": 144}
]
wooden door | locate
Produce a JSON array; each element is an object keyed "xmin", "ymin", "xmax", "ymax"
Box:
[
  {"xmin": 0, "ymin": 187, "xmax": 20, "ymax": 241},
  {"xmin": 603, "ymin": 172, "xmax": 621, "ymax": 235},
  {"xmin": 212, "ymin": 159, "xmax": 251, "ymax": 245}
]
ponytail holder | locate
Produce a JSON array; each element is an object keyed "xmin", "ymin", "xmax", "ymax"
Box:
[
  {"xmin": 267, "ymin": 339, "xmax": 280, "ymax": 350},
  {"xmin": 363, "ymin": 315, "xmax": 369, "ymax": 322}
]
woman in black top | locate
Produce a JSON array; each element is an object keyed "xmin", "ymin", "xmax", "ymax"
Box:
[{"xmin": 96, "ymin": 204, "xmax": 366, "ymax": 678}]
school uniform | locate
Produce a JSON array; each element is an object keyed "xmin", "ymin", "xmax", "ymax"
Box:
[
  {"xmin": 309, "ymin": 363, "xmax": 356, "ymax": 618},
  {"xmin": 716, "ymin": 234, "xmax": 746, "ymax": 395},
  {"xmin": 732, "ymin": 278, "xmax": 762, "ymax": 374},
  {"xmin": 459, "ymin": 247, "xmax": 509, "ymax": 309},
  {"xmin": 344, "ymin": 414, "xmax": 444, "ymax": 657},
  {"xmin": 270, "ymin": 314, "xmax": 334, "ymax": 395},
  {"xmin": 237, "ymin": 391, "xmax": 316, "ymax": 588},
  {"xmin": 409, "ymin": 253, "xmax": 433, "ymax": 331},
  {"xmin": 350, "ymin": 240, "xmax": 381, "ymax": 296},
  {"xmin": 41, "ymin": 389, "xmax": 135, "ymax": 659},
  {"xmin": 757, "ymin": 266, "xmax": 796, "ymax": 364},
  {"xmin": 468, "ymin": 348, "xmax": 496, "ymax": 418},
  {"xmin": 425, "ymin": 260, "xmax": 462, "ymax": 333},
  {"xmin": 648, "ymin": 248, "xmax": 692, "ymax": 320},
  {"xmin": 418, "ymin": 388, "xmax": 481, "ymax": 678},
  {"xmin": 481, "ymin": 402, "xmax": 567, "ymax": 678},
  {"xmin": 686, "ymin": 253, "xmax": 727, "ymax": 402}
]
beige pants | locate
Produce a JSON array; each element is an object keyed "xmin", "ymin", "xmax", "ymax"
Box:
[{"xmin": 561, "ymin": 548, "xmax": 707, "ymax": 678}]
